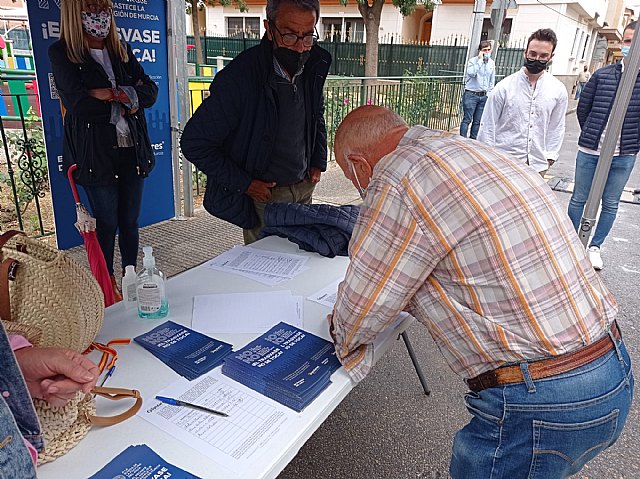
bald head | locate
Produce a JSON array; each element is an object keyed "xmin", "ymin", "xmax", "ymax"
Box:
[
  {"xmin": 334, "ymin": 106, "xmax": 408, "ymax": 163},
  {"xmin": 334, "ymin": 105, "xmax": 409, "ymax": 195}
]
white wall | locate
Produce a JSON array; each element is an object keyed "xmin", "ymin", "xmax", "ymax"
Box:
[
  {"xmin": 195, "ymin": 3, "xmax": 404, "ymax": 41},
  {"xmin": 430, "ymin": 5, "xmax": 473, "ymax": 42}
]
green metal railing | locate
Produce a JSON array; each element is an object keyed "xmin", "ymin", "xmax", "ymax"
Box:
[
  {"xmin": 323, "ymin": 75, "xmax": 465, "ymax": 154},
  {"xmin": 186, "ymin": 74, "xmax": 466, "ymax": 165},
  {"xmin": 187, "ymin": 35, "xmax": 526, "ymax": 78}
]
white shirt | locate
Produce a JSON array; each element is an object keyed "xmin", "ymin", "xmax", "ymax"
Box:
[{"xmin": 478, "ymin": 69, "xmax": 568, "ymax": 173}]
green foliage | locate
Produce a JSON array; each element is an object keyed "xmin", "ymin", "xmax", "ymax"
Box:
[
  {"xmin": 0, "ymin": 109, "xmax": 48, "ymax": 217},
  {"xmin": 186, "ymin": 0, "xmax": 248, "ymax": 15}
]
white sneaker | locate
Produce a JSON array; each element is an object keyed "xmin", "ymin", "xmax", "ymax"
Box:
[{"xmin": 587, "ymin": 246, "xmax": 603, "ymax": 270}]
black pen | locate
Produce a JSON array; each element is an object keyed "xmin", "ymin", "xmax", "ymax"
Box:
[{"xmin": 155, "ymin": 396, "xmax": 229, "ymax": 417}]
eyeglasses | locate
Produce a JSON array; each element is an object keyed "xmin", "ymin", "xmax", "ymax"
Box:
[
  {"xmin": 270, "ymin": 21, "xmax": 318, "ymax": 48},
  {"xmin": 84, "ymin": 3, "xmax": 112, "ymax": 14}
]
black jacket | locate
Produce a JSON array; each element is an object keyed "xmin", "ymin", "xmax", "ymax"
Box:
[
  {"xmin": 180, "ymin": 37, "xmax": 332, "ymax": 229},
  {"xmin": 261, "ymin": 203, "xmax": 360, "ymax": 258},
  {"xmin": 577, "ymin": 62, "xmax": 640, "ymax": 155},
  {"xmin": 48, "ymin": 40, "xmax": 158, "ymax": 186}
]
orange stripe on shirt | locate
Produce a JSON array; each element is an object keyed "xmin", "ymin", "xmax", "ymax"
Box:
[
  {"xmin": 344, "ymin": 220, "xmax": 418, "ymax": 348},
  {"xmin": 428, "ymin": 149, "xmax": 557, "ymax": 354},
  {"xmin": 403, "ymin": 177, "xmax": 485, "ymax": 317}
]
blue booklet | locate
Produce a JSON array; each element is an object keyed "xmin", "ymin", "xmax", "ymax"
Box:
[
  {"xmin": 134, "ymin": 321, "xmax": 233, "ymax": 381},
  {"xmin": 222, "ymin": 322, "xmax": 340, "ymax": 411},
  {"xmin": 88, "ymin": 444, "xmax": 201, "ymax": 478}
]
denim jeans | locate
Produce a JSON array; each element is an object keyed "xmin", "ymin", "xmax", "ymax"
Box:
[
  {"xmin": 567, "ymin": 150, "xmax": 637, "ymax": 248},
  {"xmin": 84, "ymin": 147, "xmax": 144, "ymax": 275},
  {"xmin": 450, "ymin": 335, "xmax": 633, "ymax": 479},
  {"xmin": 575, "ymin": 81, "xmax": 586, "ymax": 100},
  {"xmin": 460, "ymin": 91, "xmax": 488, "ymax": 139}
]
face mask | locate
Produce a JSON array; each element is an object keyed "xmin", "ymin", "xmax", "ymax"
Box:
[
  {"xmin": 524, "ymin": 58, "xmax": 549, "ymax": 75},
  {"xmin": 273, "ymin": 47, "xmax": 310, "ymax": 77},
  {"xmin": 81, "ymin": 10, "xmax": 111, "ymax": 39},
  {"xmin": 347, "ymin": 159, "xmax": 369, "ymax": 200},
  {"xmin": 621, "ymin": 46, "xmax": 631, "ymax": 57},
  {"xmin": 483, "ymin": 52, "xmax": 491, "ymax": 61}
]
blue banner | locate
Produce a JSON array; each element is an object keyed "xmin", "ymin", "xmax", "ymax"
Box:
[{"xmin": 27, "ymin": 0, "xmax": 174, "ymax": 249}]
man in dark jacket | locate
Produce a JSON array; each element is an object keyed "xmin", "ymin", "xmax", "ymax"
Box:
[
  {"xmin": 181, "ymin": 0, "xmax": 331, "ymax": 244},
  {"xmin": 568, "ymin": 21, "xmax": 640, "ymax": 270}
]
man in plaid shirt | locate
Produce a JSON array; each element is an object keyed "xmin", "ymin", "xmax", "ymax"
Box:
[{"xmin": 329, "ymin": 105, "xmax": 633, "ymax": 478}]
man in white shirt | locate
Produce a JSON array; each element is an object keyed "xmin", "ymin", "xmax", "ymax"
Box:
[{"xmin": 478, "ymin": 29, "xmax": 568, "ymax": 177}]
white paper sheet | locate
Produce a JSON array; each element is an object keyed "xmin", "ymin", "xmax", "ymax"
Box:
[
  {"xmin": 139, "ymin": 370, "xmax": 296, "ymax": 474},
  {"xmin": 192, "ymin": 291, "xmax": 303, "ymax": 334},
  {"xmin": 202, "ymin": 246, "xmax": 309, "ymax": 284},
  {"xmin": 307, "ymin": 278, "xmax": 343, "ymax": 309}
]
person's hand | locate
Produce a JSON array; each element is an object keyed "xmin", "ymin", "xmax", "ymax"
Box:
[
  {"xmin": 246, "ymin": 180, "xmax": 276, "ymax": 202},
  {"xmin": 309, "ymin": 167, "xmax": 322, "ymax": 184},
  {"xmin": 14, "ymin": 347, "xmax": 99, "ymax": 407},
  {"xmin": 87, "ymin": 88, "xmax": 114, "ymax": 101}
]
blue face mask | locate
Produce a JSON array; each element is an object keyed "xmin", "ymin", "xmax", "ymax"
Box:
[{"xmin": 621, "ymin": 46, "xmax": 631, "ymax": 57}]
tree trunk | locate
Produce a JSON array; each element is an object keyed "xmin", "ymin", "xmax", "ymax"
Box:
[
  {"xmin": 358, "ymin": 0, "xmax": 384, "ymax": 78},
  {"xmin": 190, "ymin": 0, "xmax": 205, "ymax": 65}
]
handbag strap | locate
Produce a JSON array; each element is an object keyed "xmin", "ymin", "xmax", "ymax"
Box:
[
  {"xmin": 0, "ymin": 230, "xmax": 25, "ymax": 250},
  {"xmin": 0, "ymin": 258, "xmax": 19, "ymax": 321},
  {"xmin": 86, "ymin": 386, "xmax": 142, "ymax": 427}
]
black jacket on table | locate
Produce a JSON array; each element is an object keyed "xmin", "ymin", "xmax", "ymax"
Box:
[
  {"xmin": 48, "ymin": 40, "xmax": 158, "ymax": 186},
  {"xmin": 180, "ymin": 36, "xmax": 332, "ymax": 229}
]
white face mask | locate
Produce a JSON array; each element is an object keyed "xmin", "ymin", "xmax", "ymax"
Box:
[
  {"xmin": 81, "ymin": 10, "xmax": 112, "ymax": 39},
  {"xmin": 347, "ymin": 159, "xmax": 369, "ymax": 200}
]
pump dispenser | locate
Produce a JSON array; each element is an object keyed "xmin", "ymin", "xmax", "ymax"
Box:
[{"xmin": 136, "ymin": 246, "xmax": 168, "ymax": 319}]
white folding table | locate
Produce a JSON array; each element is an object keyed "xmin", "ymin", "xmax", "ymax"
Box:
[{"xmin": 37, "ymin": 236, "xmax": 420, "ymax": 479}]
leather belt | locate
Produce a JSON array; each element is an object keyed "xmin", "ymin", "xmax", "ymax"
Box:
[
  {"xmin": 465, "ymin": 90, "xmax": 486, "ymax": 96},
  {"xmin": 467, "ymin": 322, "xmax": 620, "ymax": 393}
]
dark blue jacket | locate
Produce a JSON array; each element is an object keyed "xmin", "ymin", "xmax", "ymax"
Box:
[
  {"xmin": 577, "ymin": 62, "xmax": 640, "ymax": 155},
  {"xmin": 260, "ymin": 203, "xmax": 360, "ymax": 258},
  {"xmin": 180, "ymin": 37, "xmax": 331, "ymax": 229}
]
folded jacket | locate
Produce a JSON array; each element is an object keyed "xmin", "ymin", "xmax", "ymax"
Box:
[{"xmin": 260, "ymin": 203, "xmax": 360, "ymax": 258}]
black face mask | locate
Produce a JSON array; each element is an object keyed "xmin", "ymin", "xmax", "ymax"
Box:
[
  {"xmin": 273, "ymin": 47, "xmax": 310, "ymax": 77},
  {"xmin": 524, "ymin": 58, "xmax": 549, "ymax": 75}
]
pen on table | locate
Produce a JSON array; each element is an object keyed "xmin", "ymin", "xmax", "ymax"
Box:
[
  {"xmin": 155, "ymin": 396, "xmax": 229, "ymax": 417},
  {"xmin": 99, "ymin": 365, "xmax": 116, "ymax": 387}
]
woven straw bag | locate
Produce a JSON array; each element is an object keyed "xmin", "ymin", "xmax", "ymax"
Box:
[
  {"xmin": 0, "ymin": 231, "xmax": 141, "ymax": 464},
  {"xmin": 0, "ymin": 230, "xmax": 103, "ymax": 349}
]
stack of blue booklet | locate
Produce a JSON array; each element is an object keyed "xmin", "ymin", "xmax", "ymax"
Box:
[
  {"xmin": 89, "ymin": 444, "xmax": 201, "ymax": 478},
  {"xmin": 134, "ymin": 321, "xmax": 233, "ymax": 380},
  {"xmin": 222, "ymin": 322, "xmax": 341, "ymax": 412}
]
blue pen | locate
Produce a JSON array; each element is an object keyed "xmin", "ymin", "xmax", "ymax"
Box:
[
  {"xmin": 98, "ymin": 365, "xmax": 116, "ymax": 387},
  {"xmin": 155, "ymin": 396, "xmax": 229, "ymax": 417}
]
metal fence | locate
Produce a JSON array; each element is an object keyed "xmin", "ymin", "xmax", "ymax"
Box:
[
  {"xmin": 323, "ymin": 75, "xmax": 465, "ymax": 153},
  {"xmin": 0, "ymin": 93, "xmax": 51, "ymax": 238},
  {"xmin": 185, "ymin": 74, "xmax": 465, "ymax": 171},
  {"xmin": 187, "ymin": 35, "xmax": 526, "ymax": 77}
]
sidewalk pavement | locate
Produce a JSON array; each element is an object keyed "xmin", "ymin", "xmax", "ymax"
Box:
[{"xmin": 65, "ymin": 104, "xmax": 640, "ymax": 479}]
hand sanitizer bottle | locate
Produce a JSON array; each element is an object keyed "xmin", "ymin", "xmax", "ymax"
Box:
[
  {"xmin": 122, "ymin": 265, "xmax": 137, "ymax": 310},
  {"xmin": 136, "ymin": 246, "xmax": 169, "ymax": 319}
]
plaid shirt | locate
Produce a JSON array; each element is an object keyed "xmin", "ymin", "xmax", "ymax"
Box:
[{"xmin": 330, "ymin": 126, "xmax": 618, "ymax": 382}]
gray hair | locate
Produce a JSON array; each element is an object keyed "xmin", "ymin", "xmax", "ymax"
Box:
[
  {"xmin": 335, "ymin": 106, "xmax": 408, "ymax": 159},
  {"xmin": 266, "ymin": 0, "xmax": 320, "ymax": 23}
]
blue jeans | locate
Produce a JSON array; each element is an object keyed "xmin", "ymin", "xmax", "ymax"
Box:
[
  {"xmin": 567, "ymin": 150, "xmax": 636, "ymax": 248},
  {"xmin": 460, "ymin": 91, "xmax": 488, "ymax": 139},
  {"xmin": 575, "ymin": 81, "xmax": 586, "ymax": 100},
  {"xmin": 450, "ymin": 335, "xmax": 633, "ymax": 479},
  {"xmin": 84, "ymin": 148, "xmax": 144, "ymax": 275}
]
